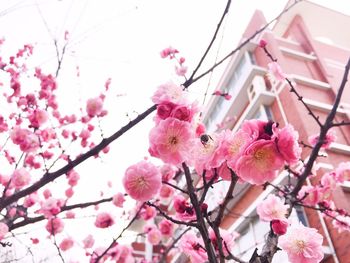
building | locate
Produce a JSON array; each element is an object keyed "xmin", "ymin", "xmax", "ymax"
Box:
[{"xmin": 200, "ymin": 1, "xmax": 350, "ymax": 262}]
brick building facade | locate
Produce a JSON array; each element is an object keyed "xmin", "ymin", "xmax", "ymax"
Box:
[{"xmin": 200, "ymin": 1, "xmax": 350, "ymax": 262}]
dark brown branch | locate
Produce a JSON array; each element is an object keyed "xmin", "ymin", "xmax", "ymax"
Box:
[
  {"xmin": 162, "ymin": 181, "xmax": 189, "ymax": 195},
  {"xmin": 185, "ymin": 0, "xmax": 301, "ymax": 87},
  {"xmin": 263, "ymin": 45, "xmax": 322, "ymax": 127},
  {"xmin": 159, "ymin": 227, "xmax": 191, "ymax": 263},
  {"xmin": 224, "ymin": 241, "xmax": 247, "ymax": 263},
  {"xmin": 10, "ymin": 197, "xmax": 113, "ymax": 231},
  {"xmin": 292, "ymin": 57, "xmax": 350, "ymax": 196},
  {"xmin": 146, "ymin": 201, "xmax": 197, "ymax": 227},
  {"xmin": 214, "ymin": 170, "xmax": 238, "ymax": 226},
  {"xmin": 182, "ymin": 162, "xmax": 218, "ymax": 263},
  {"xmin": 94, "ymin": 203, "xmax": 145, "ymax": 262},
  {"xmin": 331, "ymin": 120, "xmax": 350, "ymax": 127},
  {"xmin": 185, "ymin": 0, "xmax": 232, "ymax": 87},
  {"xmin": 0, "ymin": 105, "xmax": 157, "ymax": 211}
]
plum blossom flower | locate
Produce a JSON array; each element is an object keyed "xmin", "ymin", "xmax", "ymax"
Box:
[
  {"xmin": 28, "ymin": 109, "xmax": 48, "ymax": 128},
  {"xmin": 179, "ymin": 232, "xmax": 208, "ymax": 262},
  {"xmin": 235, "ymin": 140, "xmax": 284, "ymax": 185},
  {"xmin": 112, "ymin": 192, "xmax": 125, "ymax": 208},
  {"xmin": 259, "ymin": 39, "xmax": 268, "ymax": 48},
  {"xmin": 308, "ymin": 129, "xmax": 336, "ymax": 149},
  {"xmin": 95, "ymin": 212, "xmax": 115, "ymax": 228},
  {"xmin": 223, "ymin": 129, "xmax": 254, "ymax": 170},
  {"xmin": 209, "ymin": 228, "xmax": 238, "ymax": 256},
  {"xmin": 173, "ymin": 195, "xmax": 196, "ymax": 221},
  {"xmin": 59, "ymin": 237, "xmax": 74, "ymax": 251},
  {"xmin": 159, "ymin": 219, "xmax": 174, "ymax": 236},
  {"xmin": 11, "ymin": 168, "xmax": 30, "ymax": 189},
  {"xmin": 40, "ymin": 197, "xmax": 64, "ymax": 218},
  {"xmin": 332, "ymin": 215, "xmax": 350, "ymax": 233},
  {"xmin": 268, "ymin": 62, "xmax": 286, "ymax": 81},
  {"xmin": 0, "ymin": 222, "xmax": 9, "ymax": 240},
  {"xmin": 11, "ymin": 126, "xmax": 39, "ymax": 152},
  {"xmin": 297, "ymin": 185, "xmax": 322, "ymax": 206},
  {"xmin": 175, "ymin": 65, "xmax": 187, "ymax": 76},
  {"xmin": 123, "ymin": 161, "xmax": 161, "ymax": 202},
  {"xmin": 151, "ymin": 82, "xmax": 187, "ymax": 105},
  {"xmin": 279, "ymin": 223, "xmax": 324, "ymax": 263},
  {"xmin": 271, "ymin": 219, "xmax": 288, "ymax": 235},
  {"xmin": 273, "ymin": 124, "xmax": 301, "ymax": 164},
  {"xmin": 83, "ymin": 234, "xmax": 95, "ymax": 249},
  {"xmin": 86, "ymin": 97, "xmax": 103, "ymax": 117},
  {"xmin": 335, "ymin": 162, "xmax": 350, "ymax": 183},
  {"xmin": 257, "ymin": 195, "xmax": 288, "ymax": 222},
  {"xmin": 147, "ymin": 228, "xmax": 161, "ymax": 245},
  {"xmin": 140, "ymin": 205, "xmax": 156, "ymax": 221},
  {"xmin": 149, "ymin": 118, "xmax": 193, "ymax": 165},
  {"xmin": 160, "ymin": 46, "xmax": 178, "ymax": 59},
  {"xmin": 46, "ymin": 218, "xmax": 64, "ymax": 235},
  {"xmin": 193, "ymin": 131, "xmax": 226, "ymax": 174}
]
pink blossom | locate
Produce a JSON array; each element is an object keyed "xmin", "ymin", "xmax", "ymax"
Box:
[
  {"xmin": 67, "ymin": 170, "xmax": 80, "ymax": 187},
  {"xmin": 28, "ymin": 109, "xmax": 48, "ymax": 128},
  {"xmin": 156, "ymin": 102, "xmax": 176, "ymax": 120},
  {"xmin": 173, "ymin": 195, "xmax": 196, "ymax": 221},
  {"xmin": 271, "ymin": 219, "xmax": 289, "ymax": 235},
  {"xmin": 151, "ymin": 82, "xmax": 187, "ymax": 105},
  {"xmin": 209, "ymin": 228, "xmax": 238, "ymax": 256},
  {"xmin": 175, "ymin": 65, "xmax": 187, "ymax": 76},
  {"xmin": 160, "ymin": 47, "xmax": 178, "ymax": 59},
  {"xmin": 95, "ymin": 212, "xmax": 114, "ymax": 228},
  {"xmin": 224, "ymin": 129, "xmax": 254, "ymax": 170},
  {"xmin": 193, "ymin": 131, "xmax": 226, "ymax": 175},
  {"xmin": 259, "ymin": 39, "xmax": 268, "ymax": 48},
  {"xmin": 241, "ymin": 119, "xmax": 275, "ymax": 140},
  {"xmin": 0, "ymin": 222, "xmax": 9, "ymax": 240},
  {"xmin": 23, "ymin": 193, "xmax": 38, "ymax": 208},
  {"xmin": 46, "ymin": 218, "xmax": 64, "ymax": 235},
  {"xmin": 332, "ymin": 215, "xmax": 350, "ymax": 233},
  {"xmin": 83, "ymin": 234, "xmax": 95, "ymax": 249},
  {"xmin": 149, "ymin": 118, "xmax": 193, "ymax": 165},
  {"xmin": 147, "ymin": 228, "xmax": 161, "ymax": 245},
  {"xmin": 86, "ymin": 97, "xmax": 103, "ymax": 117},
  {"xmin": 112, "ymin": 193, "xmax": 125, "ymax": 208},
  {"xmin": 11, "ymin": 168, "xmax": 30, "ymax": 189},
  {"xmin": 11, "ymin": 126, "xmax": 39, "ymax": 152},
  {"xmin": 236, "ymin": 140, "xmax": 284, "ymax": 185},
  {"xmin": 159, "ymin": 219, "xmax": 174, "ymax": 236},
  {"xmin": 297, "ymin": 185, "xmax": 322, "ymax": 206},
  {"xmin": 268, "ymin": 62, "xmax": 286, "ymax": 81},
  {"xmin": 195, "ymin": 123, "xmax": 206, "ymax": 137},
  {"xmin": 335, "ymin": 162, "xmax": 350, "ymax": 183},
  {"xmin": 159, "ymin": 183, "xmax": 175, "ymax": 198},
  {"xmin": 179, "ymin": 232, "xmax": 208, "ymax": 262},
  {"xmin": 257, "ymin": 195, "xmax": 288, "ymax": 222},
  {"xmin": 140, "ymin": 205, "xmax": 156, "ymax": 221},
  {"xmin": 170, "ymin": 105, "xmax": 194, "ymax": 122},
  {"xmin": 59, "ymin": 237, "xmax": 74, "ymax": 251},
  {"xmin": 40, "ymin": 197, "xmax": 63, "ymax": 218},
  {"xmin": 160, "ymin": 164, "xmax": 177, "ymax": 182},
  {"xmin": 273, "ymin": 124, "xmax": 301, "ymax": 164},
  {"xmin": 223, "ymin": 94, "xmax": 232, "ymax": 100},
  {"xmin": 279, "ymin": 223, "xmax": 324, "ymax": 263},
  {"xmin": 123, "ymin": 160, "xmax": 161, "ymax": 202},
  {"xmin": 308, "ymin": 129, "xmax": 336, "ymax": 149},
  {"xmin": 66, "ymin": 211, "xmax": 75, "ymax": 219}
]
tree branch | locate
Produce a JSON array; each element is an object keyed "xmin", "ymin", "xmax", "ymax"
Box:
[{"xmin": 0, "ymin": 105, "xmax": 156, "ymax": 211}]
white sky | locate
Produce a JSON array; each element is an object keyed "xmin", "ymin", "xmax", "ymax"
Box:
[{"xmin": 1, "ymin": 0, "xmax": 350, "ymax": 262}]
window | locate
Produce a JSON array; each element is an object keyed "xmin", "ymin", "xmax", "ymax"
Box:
[{"xmin": 231, "ymin": 207, "xmax": 308, "ymax": 262}]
